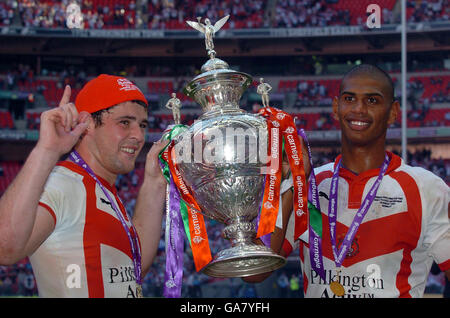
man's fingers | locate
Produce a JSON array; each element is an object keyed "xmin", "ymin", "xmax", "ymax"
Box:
[
  {"xmin": 77, "ymin": 111, "xmax": 90, "ymax": 125},
  {"xmin": 70, "ymin": 120, "xmax": 89, "ymax": 139},
  {"xmin": 58, "ymin": 102, "xmax": 83, "ymax": 132},
  {"xmin": 58, "ymin": 85, "xmax": 72, "ymax": 107},
  {"xmin": 43, "ymin": 104, "xmax": 86, "ymax": 134},
  {"xmin": 57, "ymin": 85, "xmax": 73, "ymax": 131},
  {"xmin": 149, "ymin": 139, "xmax": 170, "ymax": 155},
  {"xmin": 66, "ymin": 103, "xmax": 79, "ymax": 129}
]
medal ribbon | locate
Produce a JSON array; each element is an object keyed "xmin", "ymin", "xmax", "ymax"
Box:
[
  {"xmin": 256, "ymin": 107, "xmax": 308, "ymax": 241},
  {"xmin": 328, "ymin": 153, "xmax": 390, "ymax": 268},
  {"xmin": 69, "ymin": 151, "xmax": 143, "ymax": 289}
]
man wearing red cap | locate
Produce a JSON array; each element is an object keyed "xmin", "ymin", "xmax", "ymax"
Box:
[{"xmin": 0, "ymin": 74, "xmax": 168, "ymax": 297}]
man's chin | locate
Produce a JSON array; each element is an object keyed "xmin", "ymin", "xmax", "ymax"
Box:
[
  {"xmin": 115, "ymin": 162, "xmax": 137, "ymax": 176},
  {"xmin": 343, "ymin": 132, "xmax": 372, "ymax": 147}
]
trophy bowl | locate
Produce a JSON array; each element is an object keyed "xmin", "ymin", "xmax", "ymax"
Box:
[{"xmin": 169, "ymin": 55, "xmax": 286, "ymax": 278}]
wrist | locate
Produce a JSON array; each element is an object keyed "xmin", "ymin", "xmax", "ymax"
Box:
[
  {"xmin": 142, "ymin": 172, "xmax": 167, "ymax": 190},
  {"xmin": 32, "ymin": 144, "xmax": 62, "ymax": 164}
]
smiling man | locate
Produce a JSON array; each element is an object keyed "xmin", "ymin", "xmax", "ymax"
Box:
[
  {"xmin": 297, "ymin": 64, "xmax": 449, "ymax": 297},
  {"xmin": 246, "ymin": 64, "xmax": 450, "ymax": 298},
  {"xmin": 0, "ymin": 74, "xmax": 168, "ymax": 297}
]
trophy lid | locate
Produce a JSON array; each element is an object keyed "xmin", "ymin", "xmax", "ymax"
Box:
[{"xmin": 200, "ymin": 56, "xmax": 229, "ymax": 73}]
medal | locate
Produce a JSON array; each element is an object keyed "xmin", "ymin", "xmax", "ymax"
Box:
[
  {"xmin": 329, "ymin": 268, "xmax": 345, "ymax": 296},
  {"xmin": 136, "ymin": 284, "xmax": 143, "ymax": 298}
]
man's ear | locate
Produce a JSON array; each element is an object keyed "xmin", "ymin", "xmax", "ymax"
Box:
[
  {"xmin": 81, "ymin": 113, "xmax": 95, "ymax": 136},
  {"xmin": 332, "ymin": 96, "xmax": 339, "ymax": 121},
  {"xmin": 388, "ymin": 100, "xmax": 400, "ymax": 125}
]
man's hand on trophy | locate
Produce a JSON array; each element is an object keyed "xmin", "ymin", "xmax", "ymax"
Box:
[{"xmin": 144, "ymin": 138, "xmax": 170, "ymax": 185}]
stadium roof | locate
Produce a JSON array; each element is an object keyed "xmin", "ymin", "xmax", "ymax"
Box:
[{"xmin": 0, "ymin": 22, "xmax": 448, "ymax": 58}]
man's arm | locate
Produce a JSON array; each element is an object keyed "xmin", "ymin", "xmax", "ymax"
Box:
[
  {"xmin": 0, "ymin": 147, "xmax": 59, "ymax": 264},
  {"xmin": 0, "ymin": 86, "xmax": 88, "ymax": 265},
  {"xmin": 132, "ymin": 139, "xmax": 169, "ymax": 276}
]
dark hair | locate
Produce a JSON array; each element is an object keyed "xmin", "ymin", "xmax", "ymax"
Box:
[
  {"xmin": 91, "ymin": 99, "xmax": 148, "ymax": 127},
  {"xmin": 340, "ymin": 64, "xmax": 396, "ymax": 102}
]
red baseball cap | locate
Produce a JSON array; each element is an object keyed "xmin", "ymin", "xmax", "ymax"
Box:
[{"xmin": 75, "ymin": 74, "xmax": 148, "ymax": 114}]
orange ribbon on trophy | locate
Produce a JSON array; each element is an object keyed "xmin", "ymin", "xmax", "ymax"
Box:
[
  {"xmin": 257, "ymin": 107, "xmax": 309, "ymax": 242},
  {"xmin": 163, "ymin": 140, "xmax": 212, "ymax": 272}
]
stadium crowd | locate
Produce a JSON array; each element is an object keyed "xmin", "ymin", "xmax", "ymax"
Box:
[
  {"xmin": 0, "ymin": 0, "xmax": 449, "ymax": 30},
  {"xmin": 0, "ymin": 60, "xmax": 449, "ymax": 132}
]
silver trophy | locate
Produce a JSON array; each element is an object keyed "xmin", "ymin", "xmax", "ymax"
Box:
[{"xmin": 170, "ymin": 16, "xmax": 286, "ymax": 278}]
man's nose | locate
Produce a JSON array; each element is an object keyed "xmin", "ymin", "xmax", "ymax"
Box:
[
  {"xmin": 352, "ymin": 98, "xmax": 368, "ymax": 113},
  {"xmin": 130, "ymin": 123, "xmax": 145, "ymax": 142}
]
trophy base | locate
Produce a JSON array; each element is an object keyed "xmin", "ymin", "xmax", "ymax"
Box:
[{"xmin": 201, "ymin": 244, "xmax": 286, "ymax": 278}]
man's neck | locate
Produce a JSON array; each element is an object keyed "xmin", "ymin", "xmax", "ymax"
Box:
[
  {"xmin": 340, "ymin": 142, "xmax": 387, "ymax": 175},
  {"xmin": 69, "ymin": 146, "xmax": 117, "ymax": 186}
]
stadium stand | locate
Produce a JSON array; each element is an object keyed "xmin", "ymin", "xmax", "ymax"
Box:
[
  {"xmin": 2, "ymin": 67, "xmax": 448, "ymax": 131},
  {"xmin": 0, "ymin": 0, "xmax": 447, "ymax": 30}
]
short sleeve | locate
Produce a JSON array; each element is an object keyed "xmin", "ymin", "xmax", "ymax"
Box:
[
  {"xmin": 422, "ymin": 173, "xmax": 450, "ymax": 268},
  {"xmin": 39, "ymin": 176, "xmax": 64, "ymax": 228},
  {"xmin": 38, "ymin": 167, "xmax": 85, "ymax": 231}
]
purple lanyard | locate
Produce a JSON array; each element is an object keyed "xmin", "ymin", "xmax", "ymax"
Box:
[
  {"xmin": 328, "ymin": 153, "xmax": 390, "ymax": 268},
  {"xmin": 69, "ymin": 151, "xmax": 142, "ymax": 286}
]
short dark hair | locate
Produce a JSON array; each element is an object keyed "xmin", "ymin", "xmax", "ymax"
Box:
[
  {"xmin": 91, "ymin": 99, "xmax": 148, "ymax": 127},
  {"xmin": 340, "ymin": 64, "xmax": 396, "ymax": 102}
]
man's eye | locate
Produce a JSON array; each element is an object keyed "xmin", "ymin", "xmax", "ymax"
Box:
[
  {"xmin": 140, "ymin": 123, "xmax": 148, "ymax": 129},
  {"xmin": 367, "ymin": 97, "xmax": 378, "ymax": 104},
  {"xmin": 120, "ymin": 120, "xmax": 130, "ymax": 126},
  {"xmin": 344, "ymin": 96, "xmax": 354, "ymax": 102}
]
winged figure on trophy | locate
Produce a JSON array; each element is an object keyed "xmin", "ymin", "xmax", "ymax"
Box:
[{"xmin": 186, "ymin": 15, "xmax": 230, "ymax": 59}]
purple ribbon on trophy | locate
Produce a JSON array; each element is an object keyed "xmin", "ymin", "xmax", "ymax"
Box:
[
  {"xmin": 163, "ymin": 170, "xmax": 185, "ymax": 298},
  {"xmin": 158, "ymin": 124, "xmax": 190, "ymax": 298}
]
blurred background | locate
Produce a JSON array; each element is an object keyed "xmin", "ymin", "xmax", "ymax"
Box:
[{"xmin": 0, "ymin": 0, "xmax": 448, "ymax": 298}]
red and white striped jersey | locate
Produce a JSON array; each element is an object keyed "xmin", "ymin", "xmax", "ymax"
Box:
[
  {"xmin": 30, "ymin": 161, "xmax": 140, "ymax": 298},
  {"xmin": 282, "ymin": 152, "xmax": 450, "ymax": 298}
]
